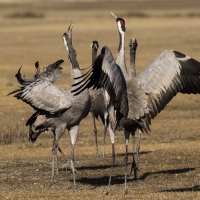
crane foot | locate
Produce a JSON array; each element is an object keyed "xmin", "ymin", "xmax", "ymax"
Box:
[
  {"xmin": 130, "ymin": 162, "xmax": 140, "ymax": 180},
  {"xmin": 124, "ymin": 188, "xmax": 128, "ymax": 195},
  {"xmin": 48, "ymin": 181, "xmax": 58, "ymax": 189}
]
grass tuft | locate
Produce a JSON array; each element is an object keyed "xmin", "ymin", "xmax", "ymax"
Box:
[{"xmin": 0, "ymin": 120, "xmax": 28, "ymax": 144}]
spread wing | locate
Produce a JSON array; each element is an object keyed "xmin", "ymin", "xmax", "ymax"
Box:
[
  {"xmin": 136, "ymin": 49, "xmax": 200, "ymax": 120},
  {"xmin": 71, "ymin": 46, "xmax": 128, "ymax": 120},
  {"xmin": 8, "ymin": 79, "xmax": 72, "ymax": 114}
]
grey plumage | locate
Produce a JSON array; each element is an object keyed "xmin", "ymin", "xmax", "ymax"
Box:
[
  {"xmin": 15, "ymin": 60, "xmax": 63, "ymax": 86},
  {"xmin": 72, "ymin": 45, "xmax": 131, "ymax": 194},
  {"xmin": 111, "ymin": 13, "xmax": 148, "ymax": 193},
  {"xmin": 129, "ymin": 38, "xmax": 138, "ymax": 78},
  {"xmin": 18, "ymin": 61, "xmax": 75, "ymax": 166},
  {"xmin": 89, "ymin": 40, "xmax": 109, "ymax": 157},
  {"xmin": 72, "ymin": 13, "xmax": 200, "ymax": 194},
  {"xmin": 135, "ymin": 49, "xmax": 200, "ymax": 120},
  {"xmin": 72, "ymin": 46, "xmax": 128, "ymax": 124},
  {"xmin": 9, "ymin": 22, "xmax": 91, "ymax": 190},
  {"xmin": 127, "ymin": 38, "xmax": 141, "ymax": 179}
]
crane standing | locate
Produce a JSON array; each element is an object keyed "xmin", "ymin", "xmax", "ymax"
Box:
[
  {"xmin": 89, "ymin": 41, "xmax": 109, "ymax": 157},
  {"xmin": 111, "ymin": 12, "xmax": 150, "ymax": 191},
  {"xmin": 71, "ymin": 20, "xmax": 200, "ymax": 195},
  {"xmin": 9, "ymin": 22, "xmax": 91, "ymax": 190}
]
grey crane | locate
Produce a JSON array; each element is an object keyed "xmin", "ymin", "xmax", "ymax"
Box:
[
  {"xmin": 9, "ymin": 22, "xmax": 91, "ymax": 190},
  {"xmin": 128, "ymin": 38, "xmax": 141, "ymax": 178},
  {"xmin": 111, "ymin": 12, "xmax": 145, "ymax": 187},
  {"xmin": 15, "ymin": 60, "xmax": 72, "ymax": 168},
  {"xmin": 89, "ymin": 40, "xmax": 109, "ymax": 157},
  {"xmin": 72, "ymin": 45, "xmax": 130, "ymax": 194},
  {"xmin": 71, "ymin": 27, "xmax": 200, "ymax": 195}
]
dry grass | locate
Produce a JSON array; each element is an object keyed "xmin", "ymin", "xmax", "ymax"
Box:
[{"xmin": 0, "ymin": 1, "xmax": 200, "ymax": 199}]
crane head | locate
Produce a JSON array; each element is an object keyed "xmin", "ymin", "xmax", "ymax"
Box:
[
  {"xmin": 62, "ymin": 21, "xmax": 74, "ymax": 51},
  {"xmin": 129, "ymin": 38, "xmax": 138, "ymax": 50},
  {"xmin": 91, "ymin": 40, "xmax": 99, "ymax": 51},
  {"xmin": 111, "ymin": 12, "xmax": 126, "ymax": 33}
]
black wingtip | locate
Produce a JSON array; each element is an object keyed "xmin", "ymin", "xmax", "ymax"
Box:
[
  {"xmin": 173, "ymin": 51, "xmax": 186, "ymax": 58},
  {"xmin": 35, "ymin": 61, "xmax": 39, "ymax": 69},
  {"xmin": 15, "ymin": 66, "xmax": 22, "ymax": 78},
  {"xmin": 7, "ymin": 88, "xmax": 22, "ymax": 96},
  {"xmin": 55, "ymin": 59, "xmax": 64, "ymax": 65}
]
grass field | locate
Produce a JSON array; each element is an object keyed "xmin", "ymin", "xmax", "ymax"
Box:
[{"xmin": 0, "ymin": 1, "xmax": 200, "ymax": 199}]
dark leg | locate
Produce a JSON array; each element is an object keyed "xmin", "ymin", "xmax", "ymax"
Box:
[
  {"xmin": 135, "ymin": 130, "xmax": 141, "ymax": 174},
  {"xmin": 102, "ymin": 115, "xmax": 108, "ymax": 158},
  {"xmin": 57, "ymin": 146, "xmax": 78, "ymax": 173},
  {"xmin": 48, "ymin": 136, "xmax": 58, "ymax": 189},
  {"xmin": 130, "ymin": 131, "xmax": 140, "ymax": 179},
  {"xmin": 57, "ymin": 146, "xmax": 69, "ymax": 163},
  {"xmin": 93, "ymin": 115, "xmax": 99, "ymax": 157}
]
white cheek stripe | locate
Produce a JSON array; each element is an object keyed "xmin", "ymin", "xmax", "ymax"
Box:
[{"xmin": 63, "ymin": 37, "xmax": 69, "ymax": 52}]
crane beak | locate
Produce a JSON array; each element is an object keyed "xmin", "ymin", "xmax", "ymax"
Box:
[
  {"xmin": 111, "ymin": 12, "xmax": 118, "ymax": 19},
  {"xmin": 68, "ymin": 21, "xmax": 74, "ymax": 32}
]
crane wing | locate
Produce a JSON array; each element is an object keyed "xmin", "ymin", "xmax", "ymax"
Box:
[
  {"xmin": 15, "ymin": 59, "xmax": 64, "ymax": 86},
  {"xmin": 8, "ymin": 79, "xmax": 72, "ymax": 114},
  {"xmin": 72, "ymin": 46, "xmax": 128, "ymax": 119},
  {"xmin": 136, "ymin": 49, "xmax": 200, "ymax": 120},
  {"xmin": 15, "ymin": 66, "xmax": 35, "ymax": 85}
]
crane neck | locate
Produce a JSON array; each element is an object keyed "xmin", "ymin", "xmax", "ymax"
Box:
[
  {"xmin": 92, "ymin": 48, "xmax": 97, "ymax": 66},
  {"xmin": 129, "ymin": 48, "xmax": 137, "ymax": 78},
  {"xmin": 63, "ymin": 36, "xmax": 83, "ymax": 84},
  {"xmin": 116, "ymin": 31, "xmax": 128, "ymax": 78}
]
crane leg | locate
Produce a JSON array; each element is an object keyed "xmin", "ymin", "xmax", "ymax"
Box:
[
  {"xmin": 124, "ymin": 130, "xmax": 130, "ymax": 194},
  {"xmin": 105, "ymin": 143, "xmax": 115, "ymax": 195},
  {"xmin": 69, "ymin": 125, "xmax": 79, "ymax": 191},
  {"xmin": 93, "ymin": 115, "xmax": 99, "ymax": 157},
  {"xmin": 135, "ymin": 130, "xmax": 141, "ymax": 177},
  {"xmin": 57, "ymin": 145, "xmax": 78, "ymax": 173},
  {"xmin": 130, "ymin": 133, "xmax": 137, "ymax": 177},
  {"xmin": 102, "ymin": 116, "xmax": 108, "ymax": 158},
  {"xmin": 105, "ymin": 125, "xmax": 115, "ymax": 195},
  {"xmin": 70, "ymin": 145, "xmax": 76, "ymax": 190},
  {"xmin": 130, "ymin": 130, "xmax": 140, "ymax": 179},
  {"xmin": 48, "ymin": 137, "xmax": 58, "ymax": 189}
]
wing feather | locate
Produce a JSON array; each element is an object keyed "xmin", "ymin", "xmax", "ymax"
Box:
[
  {"xmin": 15, "ymin": 60, "xmax": 64, "ymax": 86},
  {"xmin": 136, "ymin": 49, "xmax": 200, "ymax": 119},
  {"xmin": 10, "ymin": 80, "xmax": 72, "ymax": 113},
  {"xmin": 72, "ymin": 46, "xmax": 128, "ymax": 119}
]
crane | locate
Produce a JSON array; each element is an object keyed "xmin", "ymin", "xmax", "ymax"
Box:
[
  {"xmin": 71, "ymin": 37, "xmax": 200, "ymax": 195},
  {"xmin": 111, "ymin": 12, "xmax": 146, "ymax": 182},
  {"xmin": 9, "ymin": 22, "xmax": 91, "ymax": 190},
  {"xmin": 128, "ymin": 38, "xmax": 141, "ymax": 178},
  {"xmin": 89, "ymin": 40, "xmax": 109, "ymax": 157}
]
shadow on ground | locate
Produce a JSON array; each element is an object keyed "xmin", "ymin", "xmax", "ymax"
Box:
[
  {"xmin": 161, "ymin": 185, "xmax": 200, "ymax": 192},
  {"xmin": 75, "ymin": 167, "xmax": 196, "ymax": 187},
  {"xmin": 76, "ymin": 174, "xmax": 134, "ymax": 187},
  {"xmin": 117, "ymin": 150, "xmax": 154, "ymax": 157},
  {"xmin": 139, "ymin": 167, "xmax": 196, "ymax": 180}
]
